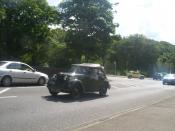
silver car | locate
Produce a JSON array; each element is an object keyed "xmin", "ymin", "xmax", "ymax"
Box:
[
  {"xmin": 163, "ymin": 74, "xmax": 175, "ymax": 85},
  {"xmin": 0, "ymin": 61, "xmax": 48, "ymax": 87}
]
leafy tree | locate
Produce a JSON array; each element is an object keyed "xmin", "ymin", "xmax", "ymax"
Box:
[
  {"xmin": 47, "ymin": 29, "xmax": 72, "ymax": 68},
  {"xmin": 59, "ymin": 0, "xmax": 116, "ymax": 64},
  {"xmin": 107, "ymin": 34, "xmax": 158, "ymax": 75},
  {"xmin": 0, "ymin": 0, "xmax": 59, "ymax": 65}
]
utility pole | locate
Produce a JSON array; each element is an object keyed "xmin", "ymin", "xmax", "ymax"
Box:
[{"xmin": 114, "ymin": 61, "xmax": 116, "ymax": 75}]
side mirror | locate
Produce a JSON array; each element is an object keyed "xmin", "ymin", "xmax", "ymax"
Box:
[{"xmin": 33, "ymin": 69, "xmax": 36, "ymax": 72}]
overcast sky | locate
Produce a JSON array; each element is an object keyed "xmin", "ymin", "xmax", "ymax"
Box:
[{"xmin": 47, "ymin": 0, "xmax": 175, "ymax": 44}]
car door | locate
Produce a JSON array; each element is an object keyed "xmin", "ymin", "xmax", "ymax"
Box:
[
  {"xmin": 85, "ymin": 68, "xmax": 100, "ymax": 92},
  {"xmin": 6, "ymin": 63, "xmax": 24, "ymax": 83},
  {"xmin": 95, "ymin": 68, "xmax": 107, "ymax": 90},
  {"xmin": 20, "ymin": 64, "xmax": 38, "ymax": 83},
  {"xmin": 76, "ymin": 67, "xmax": 92, "ymax": 92}
]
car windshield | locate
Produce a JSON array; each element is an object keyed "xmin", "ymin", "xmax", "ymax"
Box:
[
  {"xmin": 165, "ymin": 74, "xmax": 175, "ymax": 78},
  {"xmin": 69, "ymin": 65, "xmax": 90, "ymax": 74},
  {"xmin": 0, "ymin": 61, "xmax": 7, "ymax": 66}
]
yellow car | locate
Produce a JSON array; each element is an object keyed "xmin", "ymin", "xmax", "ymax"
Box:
[{"xmin": 127, "ymin": 71, "xmax": 144, "ymax": 79}]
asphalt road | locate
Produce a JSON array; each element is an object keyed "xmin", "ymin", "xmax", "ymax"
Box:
[{"xmin": 0, "ymin": 77, "xmax": 175, "ymax": 131}]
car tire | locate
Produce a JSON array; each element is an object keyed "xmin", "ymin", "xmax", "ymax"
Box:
[
  {"xmin": 163, "ymin": 81, "xmax": 166, "ymax": 85},
  {"xmin": 49, "ymin": 89, "xmax": 58, "ymax": 96},
  {"xmin": 71, "ymin": 85, "xmax": 81, "ymax": 99},
  {"xmin": 139, "ymin": 76, "xmax": 144, "ymax": 79},
  {"xmin": 38, "ymin": 77, "xmax": 45, "ymax": 86},
  {"xmin": 99, "ymin": 86, "xmax": 107, "ymax": 97},
  {"xmin": 1, "ymin": 76, "xmax": 12, "ymax": 87},
  {"xmin": 128, "ymin": 75, "xmax": 132, "ymax": 79}
]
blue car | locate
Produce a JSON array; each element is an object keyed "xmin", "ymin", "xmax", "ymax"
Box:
[{"xmin": 153, "ymin": 73, "xmax": 163, "ymax": 80}]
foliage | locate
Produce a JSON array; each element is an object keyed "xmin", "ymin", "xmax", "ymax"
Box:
[
  {"xmin": 0, "ymin": 0, "xmax": 175, "ymax": 76},
  {"xmin": 109, "ymin": 35, "xmax": 157, "ymax": 75},
  {"xmin": 59, "ymin": 0, "xmax": 115, "ymax": 63},
  {"xmin": 47, "ymin": 29, "xmax": 71, "ymax": 68},
  {"xmin": 0, "ymin": 0, "xmax": 59, "ymax": 65}
]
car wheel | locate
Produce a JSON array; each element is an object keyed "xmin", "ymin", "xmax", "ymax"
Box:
[
  {"xmin": 2, "ymin": 76, "xmax": 12, "ymax": 87},
  {"xmin": 128, "ymin": 75, "xmax": 132, "ymax": 79},
  {"xmin": 139, "ymin": 76, "xmax": 144, "ymax": 79},
  {"xmin": 99, "ymin": 86, "xmax": 107, "ymax": 97},
  {"xmin": 38, "ymin": 77, "xmax": 45, "ymax": 86},
  {"xmin": 49, "ymin": 89, "xmax": 58, "ymax": 96},
  {"xmin": 71, "ymin": 86, "xmax": 81, "ymax": 99}
]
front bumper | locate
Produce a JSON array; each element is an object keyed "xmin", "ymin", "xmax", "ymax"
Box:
[
  {"xmin": 163, "ymin": 79, "xmax": 175, "ymax": 85},
  {"xmin": 47, "ymin": 78, "xmax": 71, "ymax": 93}
]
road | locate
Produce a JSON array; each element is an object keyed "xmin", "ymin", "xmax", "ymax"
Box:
[{"xmin": 0, "ymin": 77, "xmax": 175, "ymax": 131}]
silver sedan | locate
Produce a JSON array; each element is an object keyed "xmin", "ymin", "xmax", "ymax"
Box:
[
  {"xmin": 0, "ymin": 61, "xmax": 48, "ymax": 87},
  {"xmin": 162, "ymin": 74, "xmax": 175, "ymax": 85}
]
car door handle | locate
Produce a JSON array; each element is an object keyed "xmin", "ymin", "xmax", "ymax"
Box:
[{"xmin": 23, "ymin": 72, "xmax": 26, "ymax": 73}]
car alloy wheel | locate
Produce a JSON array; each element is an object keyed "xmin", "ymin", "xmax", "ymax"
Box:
[{"xmin": 2, "ymin": 76, "xmax": 12, "ymax": 87}]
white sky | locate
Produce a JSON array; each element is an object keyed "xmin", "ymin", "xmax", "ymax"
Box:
[{"xmin": 47, "ymin": 0, "xmax": 175, "ymax": 44}]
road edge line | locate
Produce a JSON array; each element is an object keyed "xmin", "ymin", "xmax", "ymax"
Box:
[{"xmin": 73, "ymin": 95, "xmax": 175, "ymax": 131}]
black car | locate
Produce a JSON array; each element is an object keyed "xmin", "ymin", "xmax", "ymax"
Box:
[{"xmin": 47, "ymin": 63, "xmax": 110, "ymax": 99}]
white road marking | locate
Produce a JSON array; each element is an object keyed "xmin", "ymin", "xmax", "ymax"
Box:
[
  {"xmin": 0, "ymin": 88, "xmax": 10, "ymax": 94},
  {"xmin": 74, "ymin": 106, "xmax": 146, "ymax": 131},
  {"xmin": 74, "ymin": 95, "xmax": 175, "ymax": 131},
  {"xmin": 16, "ymin": 86, "xmax": 45, "ymax": 89},
  {"xmin": 0, "ymin": 96, "xmax": 17, "ymax": 99}
]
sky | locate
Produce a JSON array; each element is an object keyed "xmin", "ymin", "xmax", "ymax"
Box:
[{"xmin": 47, "ymin": 0, "xmax": 175, "ymax": 44}]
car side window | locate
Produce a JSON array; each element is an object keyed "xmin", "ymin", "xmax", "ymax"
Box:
[
  {"xmin": 7, "ymin": 63, "xmax": 21, "ymax": 69},
  {"xmin": 89, "ymin": 68, "xmax": 98, "ymax": 80},
  {"xmin": 20, "ymin": 64, "xmax": 33, "ymax": 72}
]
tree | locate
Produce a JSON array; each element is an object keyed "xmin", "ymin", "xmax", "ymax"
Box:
[
  {"xmin": 59, "ymin": 0, "xmax": 116, "ymax": 64},
  {"xmin": 47, "ymin": 29, "xmax": 72, "ymax": 68},
  {"xmin": 0, "ymin": 0, "xmax": 59, "ymax": 65},
  {"xmin": 107, "ymin": 34, "xmax": 158, "ymax": 75}
]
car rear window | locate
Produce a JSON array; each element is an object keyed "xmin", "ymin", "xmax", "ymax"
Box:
[{"xmin": 0, "ymin": 61, "xmax": 7, "ymax": 66}]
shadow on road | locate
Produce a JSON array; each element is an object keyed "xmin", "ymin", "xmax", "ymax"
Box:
[{"xmin": 42, "ymin": 93, "xmax": 107, "ymax": 103}]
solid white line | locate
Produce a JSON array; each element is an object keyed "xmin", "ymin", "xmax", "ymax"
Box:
[
  {"xmin": 0, "ymin": 88, "xmax": 10, "ymax": 94},
  {"xmin": 0, "ymin": 96, "xmax": 17, "ymax": 99},
  {"xmin": 74, "ymin": 106, "xmax": 146, "ymax": 131},
  {"xmin": 74, "ymin": 95, "xmax": 175, "ymax": 131}
]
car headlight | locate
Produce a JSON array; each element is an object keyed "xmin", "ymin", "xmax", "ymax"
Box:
[
  {"xmin": 64, "ymin": 76, "xmax": 76, "ymax": 81},
  {"xmin": 69, "ymin": 76, "xmax": 76, "ymax": 81}
]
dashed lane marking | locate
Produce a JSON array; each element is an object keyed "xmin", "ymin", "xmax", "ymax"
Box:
[
  {"xmin": 0, "ymin": 96, "xmax": 17, "ymax": 99},
  {"xmin": 16, "ymin": 86, "xmax": 45, "ymax": 89},
  {"xmin": 0, "ymin": 88, "xmax": 10, "ymax": 94}
]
